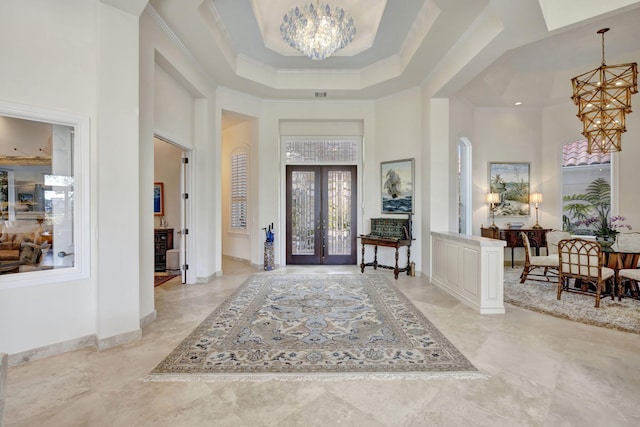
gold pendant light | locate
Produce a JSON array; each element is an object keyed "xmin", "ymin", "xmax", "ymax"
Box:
[{"xmin": 571, "ymin": 28, "xmax": 638, "ymax": 154}]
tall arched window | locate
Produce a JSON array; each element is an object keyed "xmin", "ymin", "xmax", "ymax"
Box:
[
  {"xmin": 561, "ymin": 139, "xmax": 614, "ymax": 235},
  {"xmin": 457, "ymin": 138, "xmax": 472, "ymax": 234}
]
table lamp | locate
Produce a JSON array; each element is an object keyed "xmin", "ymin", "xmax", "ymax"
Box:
[
  {"xmin": 485, "ymin": 192, "xmax": 500, "ymax": 229},
  {"xmin": 530, "ymin": 192, "xmax": 543, "ymax": 229}
]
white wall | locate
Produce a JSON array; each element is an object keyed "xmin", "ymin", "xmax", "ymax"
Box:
[
  {"xmin": 0, "ymin": 0, "xmax": 144, "ymax": 357},
  {"xmin": 140, "ymin": 6, "xmax": 219, "ymax": 288},
  {"xmin": 153, "ymin": 64, "xmax": 194, "ymax": 147},
  {"xmin": 259, "ymin": 100, "xmax": 377, "ymax": 268},
  {"xmin": 374, "ymin": 89, "xmax": 423, "ymax": 271},
  {"xmin": 95, "ymin": 2, "xmax": 142, "ymax": 345},
  {"xmin": 472, "ymin": 107, "xmax": 543, "ymax": 232},
  {"xmin": 237, "ymin": 92, "xmax": 422, "ymax": 272}
]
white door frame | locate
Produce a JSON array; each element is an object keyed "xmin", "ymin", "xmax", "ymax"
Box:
[{"xmin": 154, "ymin": 134, "xmax": 195, "ymax": 284}]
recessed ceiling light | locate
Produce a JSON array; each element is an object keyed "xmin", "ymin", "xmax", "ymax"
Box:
[
  {"xmin": 315, "ymin": 92, "xmax": 327, "ymax": 98},
  {"xmin": 514, "ymin": 101, "xmax": 522, "ymax": 106}
]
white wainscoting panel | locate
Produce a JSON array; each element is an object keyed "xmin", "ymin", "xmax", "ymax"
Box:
[{"xmin": 431, "ymin": 232, "xmax": 506, "ymax": 314}]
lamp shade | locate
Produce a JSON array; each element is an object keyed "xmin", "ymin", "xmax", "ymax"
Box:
[
  {"xmin": 485, "ymin": 193, "xmax": 500, "ymax": 204},
  {"xmin": 529, "ymin": 192, "xmax": 543, "ymax": 204}
]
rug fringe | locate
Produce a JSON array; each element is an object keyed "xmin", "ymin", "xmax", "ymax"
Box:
[{"xmin": 143, "ymin": 371, "xmax": 488, "ymax": 383}]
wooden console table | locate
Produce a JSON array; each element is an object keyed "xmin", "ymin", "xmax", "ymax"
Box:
[
  {"xmin": 481, "ymin": 227, "xmax": 551, "ymax": 268},
  {"xmin": 359, "ymin": 215, "xmax": 413, "ymax": 279},
  {"xmin": 359, "ymin": 235, "xmax": 411, "ymax": 279}
]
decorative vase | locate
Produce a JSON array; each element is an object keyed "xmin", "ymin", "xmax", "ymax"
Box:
[{"xmin": 595, "ymin": 234, "xmax": 616, "ymax": 248}]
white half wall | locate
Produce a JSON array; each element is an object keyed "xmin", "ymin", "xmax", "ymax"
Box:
[{"xmin": 431, "ymin": 231, "xmax": 506, "ymax": 314}]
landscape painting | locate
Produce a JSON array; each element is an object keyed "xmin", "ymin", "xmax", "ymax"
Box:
[
  {"xmin": 381, "ymin": 158, "xmax": 414, "ymax": 213},
  {"xmin": 489, "ymin": 162, "xmax": 530, "ymax": 216}
]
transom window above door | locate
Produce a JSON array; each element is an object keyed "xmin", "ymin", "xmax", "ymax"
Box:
[{"xmin": 284, "ymin": 138, "xmax": 359, "ymax": 164}]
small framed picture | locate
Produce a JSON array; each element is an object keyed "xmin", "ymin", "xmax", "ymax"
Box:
[
  {"xmin": 154, "ymin": 182, "xmax": 164, "ymax": 216},
  {"xmin": 381, "ymin": 158, "xmax": 414, "ymax": 213},
  {"xmin": 18, "ymin": 193, "xmax": 34, "ymax": 212}
]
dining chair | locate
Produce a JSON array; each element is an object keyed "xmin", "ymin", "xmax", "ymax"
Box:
[
  {"xmin": 615, "ymin": 232, "xmax": 640, "ymax": 298},
  {"xmin": 519, "ymin": 231, "xmax": 559, "ymax": 283},
  {"xmin": 557, "ymin": 238, "xmax": 615, "ymax": 308},
  {"xmin": 618, "ymin": 269, "xmax": 640, "ymax": 299},
  {"xmin": 615, "ymin": 232, "xmax": 640, "ymax": 258},
  {"xmin": 545, "ymin": 230, "xmax": 571, "ymax": 255}
]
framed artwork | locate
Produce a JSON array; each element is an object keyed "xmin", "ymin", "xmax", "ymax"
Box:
[
  {"xmin": 154, "ymin": 182, "xmax": 164, "ymax": 216},
  {"xmin": 488, "ymin": 162, "xmax": 530, "ymax": 216},
  {"xmin": 18, "ymin": 193, "xmax": 34, "ymax": 211},
  {"xmin": 381, "ymin": 158, "xmax": 414, "ymax": 213}
]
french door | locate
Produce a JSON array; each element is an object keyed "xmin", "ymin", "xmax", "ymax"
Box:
[{"xmin": 286, "ymin": 165, "xmax": 357, "ymax": 265}]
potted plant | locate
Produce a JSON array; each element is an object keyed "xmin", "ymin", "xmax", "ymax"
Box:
[{"xmin": 574, "ymin": 215, "xmax": 632, "ymax": 247}]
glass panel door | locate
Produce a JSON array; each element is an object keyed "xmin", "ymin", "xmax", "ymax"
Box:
[
  {"xmin": 323, "ymin": 167, "xmax": 356, "ymax": 264},
  {"xmin": 286, "ymin": 165, "xmax": 356, "ymax": 265},
  {"xmin": 287, "ymin": 166, "xmax": 321, "ymax": 264}
]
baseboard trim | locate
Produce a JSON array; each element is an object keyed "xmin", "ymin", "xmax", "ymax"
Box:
[
  {"xmin": 8, "ymin": 327, "xmax": 144, "ymax": 367},
  {"xmin": 96, "ymin": 329, "xmax": 142, "ymax": 351},
  {"xmin": 8, "ymin": 335, "xmax": 95, "ymax": 367},
  {"xmin": 196, "ymin": 272, "xmax": 219, "ymax": 283},
  {"xmin": 140, "ymin": 310, "xmax": 157, "ymax": 329}
]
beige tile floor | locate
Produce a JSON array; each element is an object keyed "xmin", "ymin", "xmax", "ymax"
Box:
[{"xmin": 5, "ymin": 257, "xmax": 640, "ymax": 426}]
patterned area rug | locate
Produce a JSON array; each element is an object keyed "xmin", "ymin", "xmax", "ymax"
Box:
[
  {"xmin": 147, "ymin": 273, "xmax": 481, "ymax": 382},
  {"xmin": 504, "ymin": 267, "xmax": 640, "ymax": 334}
]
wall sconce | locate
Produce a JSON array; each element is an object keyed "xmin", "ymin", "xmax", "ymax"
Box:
[
  {"xmin": 485, "ymin": 192, "xmax": 500, "ymax": 229},
  {"xmin": 530, "ymin": 192, "xmax": 543, "ymax": 229}
]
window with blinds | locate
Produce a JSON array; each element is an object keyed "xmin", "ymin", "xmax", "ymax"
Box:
[{"xmin": 231, "ymin": 151, "xmax": 247, "ymax": 230}]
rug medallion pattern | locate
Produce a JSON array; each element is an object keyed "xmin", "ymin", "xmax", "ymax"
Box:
[{"xmin": 148, "ymin": 273, "xmax": 479, "ymax": 381}]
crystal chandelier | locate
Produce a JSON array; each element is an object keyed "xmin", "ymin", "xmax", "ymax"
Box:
[
  {"xmin": 571, "ymin": 28, "xmax": 638, "ymax": 154},
  {"xmin": 280, "ymin": 1, "xmax": 356, "ymax": 61}
]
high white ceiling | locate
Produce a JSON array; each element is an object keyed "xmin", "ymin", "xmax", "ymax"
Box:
[{"xmin": 148, "ymin": 0, "xmax": 640, "ymax": 107}]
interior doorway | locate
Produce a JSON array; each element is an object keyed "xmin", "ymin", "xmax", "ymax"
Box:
[
  {"xmin": 154, "ymin": 136, "xmax": 191, "ymax": 284},
  {"xmin": 285, "ymin": 165, "xmax": 357, "ymax": 265}
]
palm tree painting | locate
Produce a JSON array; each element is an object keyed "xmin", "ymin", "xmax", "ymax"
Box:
[{"xmin": 489, "ymin": 162, "xmax": 530, "ymax": 216}]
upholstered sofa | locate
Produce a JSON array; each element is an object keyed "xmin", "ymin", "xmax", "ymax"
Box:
[{"xmin": 0, "ymin": 222, "xmax": 50, "ymax": 272}]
